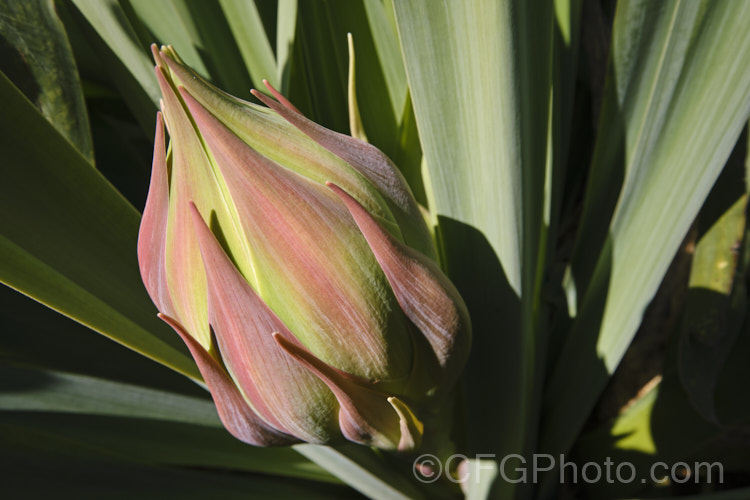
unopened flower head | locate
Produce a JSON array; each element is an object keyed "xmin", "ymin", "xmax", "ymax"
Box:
[{"xmin": 138, "ymin": 45, "xmax": 471, "ymax": 451}]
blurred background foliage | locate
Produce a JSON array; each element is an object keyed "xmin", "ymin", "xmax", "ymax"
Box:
[{"xmin": 1, "ymin": 0, "xmax": 749, "ymax": 499}]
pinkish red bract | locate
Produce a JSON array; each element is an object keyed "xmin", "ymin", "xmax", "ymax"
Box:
[{"xmin": 137, "ymin": 45, "xmax": 471, "ymax": 451}]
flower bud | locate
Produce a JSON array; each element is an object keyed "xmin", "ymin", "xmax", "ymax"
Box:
[{"xmin": 138, "ymin": 45, "xmax": 471, "ymax": 451}]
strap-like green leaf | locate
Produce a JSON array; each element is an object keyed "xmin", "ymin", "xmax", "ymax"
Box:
[
  {"xmin": 0, "ymin": 285, "xmax": 201, "ymax": 394},
  {"xmin": 362, "ymin": 0, "xmax": 406, "ymax": 120},
  {"xmin": 276, "ymin": 0, "xmax": 298, "ymax": 94},
  {"xmin": 0, "ymin": 71, "xmax": 198, "ymax": 380},
  {"xmin": 218, "ymin": 0, "xmax": 277, "ymax": 89},
  {"xmin": 0, "ymin": 363, "xmax": 340, "ymax": 484},
  {"xmin": 0, "ymin": 0, "xmax": 93, "ymax": 163},
  {"xmin": 295, "ymin": 444, "xmax": 426, "ymax": 500},
  {"xmin": 1, "ymin": 414, "xmax": 347, "ymax": 498},
  {"xmin": 70, "ymin": 0, "xmax": 159, "ymax": 120},
  {"xmin": 542, "ymin": 0, "xmax": 750, "ymax": 471},
  {"xmin": 394, "ymin": 3, "xmax": 554, "ymax": 498},
  {"xmin": 362, "ymin": 0, "xmax": 423, "ymax": 203},
  {"xmin": 126, "ymin": 0, "xmax": 251, "ymax": 99},
  {"xmin": 0, "ymin": 364, "xmax": 214, "ymax": 425},
  {"xmin": 680, "ymin": 194, "xmax": 747, "ymax": 423}
]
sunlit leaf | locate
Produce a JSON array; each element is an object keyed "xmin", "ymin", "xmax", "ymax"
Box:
[
  {"xmin": 218, "ymin": 0, "xmax": 277, "ymax": 88},
  {"xmin": 0, "ymin": 364, "xmax": 214, "ymax": 425},
  {"xmin": 295, "ymin": 444, "xmax": 425, "ymax": 500},
  {"xmin": 0, "ymin": 71, "xmax": 198, "ymax": 380},
  {"xmin": 679, "ymin": 195, "xmax": 747, "ymax": 423},
  {"xmin": 70, "ymin": 0, "xmax": 159, "ymax": 127},
  {"xmin": 542, "ymin": 0, "xmax": 750, "ymax": 467},
  {"xmin": 394, "ymin": 3, "xmax": 554, "ymax": 498},
  {"xmin": 127, "ymin": 0, "xmax": 251, "ymax": 98}
]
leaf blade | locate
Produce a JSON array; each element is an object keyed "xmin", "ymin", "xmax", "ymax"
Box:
[
  {"xmin": 218, "ymin": 0, "xmax": 277, "ymax": 88},
  {"xmin": 0, "ymin": 0, "xmax": 93, "ymax": 162},
  {"xmin": 542, "ymin": 0, "xmax": 750, "ymax": 466},
  {"xmin": 0, "ymin": 70, "xmax": 198, "ymax": 380}
]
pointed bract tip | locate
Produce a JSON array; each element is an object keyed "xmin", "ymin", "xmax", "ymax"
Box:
[
  {"xmin": 152, "ymin": 48, "xmax": 163, "ymax": 68},
  {"xmin": 157, "ymin": 314, "xmax": 297, "ymax": 446},
  {"xmin": 328, "ymin": 178, "xmax": 471, "ymax": 386},
  {"xmin": 387, "ymin": 396, "xmax": 424, "ymax": 451},
  {"xmin": 261, "ymin": 79, "xmax": 302, "ymax": 114},
  {"xmin": 261, "ymin": 79, "xmax": 276, "ymax": 94},
  {"xmin": 326, "ymin": 181, "xmax": 344, "ymax": 194},
  {"xmin": 187, "ymin": 201, "xmax": 203, "ymax": 227},
  {"xmin": 273, "ymin": 329, "xmax": 413, "ymax": 451}
]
